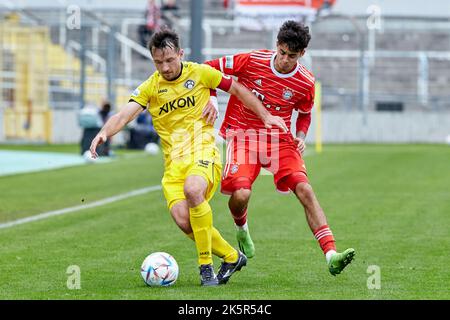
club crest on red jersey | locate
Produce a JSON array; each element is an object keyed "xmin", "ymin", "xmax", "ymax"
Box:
[
  {"xmin": 230, "ymin": 164, "xmax": 239, "ymax": 175},
  {"xmin": 282, "ymin": 88, "xmax": 293, "ymax": 100}
]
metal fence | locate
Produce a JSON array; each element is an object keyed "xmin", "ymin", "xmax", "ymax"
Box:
[
  {"xmin": 0, "ymin": 18, "xmax": 51, "ymax": 142},
  {"xmin": 1, "ymin": 7, "xmax": 449, "ymax": 143}
]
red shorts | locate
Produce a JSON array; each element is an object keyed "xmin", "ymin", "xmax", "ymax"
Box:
[{"xmin": 221, "ymin": 135, "xmax": 309, "ymax": 194}]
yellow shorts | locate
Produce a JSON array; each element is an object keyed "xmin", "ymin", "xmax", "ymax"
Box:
[{"xmin": 162, "ymin": 155, "xmax": 222, "ymax": 209}]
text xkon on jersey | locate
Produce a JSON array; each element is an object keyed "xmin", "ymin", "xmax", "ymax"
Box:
[{"xmin": 159, "ymin": 95, "xmax": 196, "ymax": 115}]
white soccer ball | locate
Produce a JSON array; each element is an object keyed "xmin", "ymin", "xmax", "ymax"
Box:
[
  {"xmin": 144, "ymin": 142, "xmax": 160, "ymax": 155},
  {"xmin": 140, "ymin": 252, "xmax": 179, "ymax": 287},
  {"xmin": 83, "ymin": 150, "xmax": 97, "ymax": 163}
]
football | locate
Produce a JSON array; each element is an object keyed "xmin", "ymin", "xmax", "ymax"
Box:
[
  {"xmin": 82, "ymin": 150, "xmax": 97, "ymax": 163},
  {"xmin": 140, "ymin": 252, "xmax": 179, "ymax": 287},
  {"xmin": 144, "ymin": 142, "xmax": 160, "ymax": 155}
]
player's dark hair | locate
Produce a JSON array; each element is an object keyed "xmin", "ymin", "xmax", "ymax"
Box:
[
  {"xmin": 277, "ymin": 20, "xmax": 311, "ymax": 52},
  {"xmin": 148, "ymin": 27, "xmax": 180, "ymax": 55}
]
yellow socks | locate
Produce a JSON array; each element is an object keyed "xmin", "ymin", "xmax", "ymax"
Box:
[
  {"xmin": 212, "ymin": 228, "xmax": 238, "ymax": 263},
  {"xmin": 187, "ymin": 228, "xmax": 238, "ymax": 264},
  {"xmin": 189, "ymin": 200, "xmax": 213, "ymax": 265}
]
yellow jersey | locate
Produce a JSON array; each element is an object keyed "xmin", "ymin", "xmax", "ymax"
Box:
[{"xmin": 130, "ymin": 61, "xmax": 225, "ymax": 167}]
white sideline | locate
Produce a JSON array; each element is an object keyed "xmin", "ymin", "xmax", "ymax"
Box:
[
  {"xmin": 0, "ymin": 185, "xmax": 162, "ymax": 230},
  {"xmin": 0, "ymin": 149, "xmax": 314, "ymax": 230}
]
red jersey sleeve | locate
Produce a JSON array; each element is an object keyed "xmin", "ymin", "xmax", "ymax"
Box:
[
  {"xmin": 295, "ymin": 84, "xmax": 315, "ymax": 135},
  {"xmin": 204, "ymin": 59, "xmax": 221, "ymax": 71},
  {"xmin": 296, "ymin": 112, "xmax": 312, "ymax": 136},
  {"xmin": 205, "ymin": 53, "xmax": 250, "ymax": 96},
  {"xmin": 204, "ymin": 52, "xmax": 251, "ymax": 77}
]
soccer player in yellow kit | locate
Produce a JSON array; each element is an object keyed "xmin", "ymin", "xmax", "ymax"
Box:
[{"xmin": 90, "ymin": 28, "xmax": 288, "ymax": 286}]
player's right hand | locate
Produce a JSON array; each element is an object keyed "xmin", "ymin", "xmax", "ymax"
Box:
[
  {"xmin": 263, "ymin": 115, "xmax": 288, "ymax": 133},
  {"xmin": 89, "ymin": 132, "xmax": 107, "ymax": 159},
  {"xmin": 294, "ymin": 137, "xmax": 306, "ymax": 155}
]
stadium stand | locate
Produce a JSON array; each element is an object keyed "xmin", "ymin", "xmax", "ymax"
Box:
[
  {"xmin": 0, "ymin": 12, "xmax": 130, "ymax": 142},
  {"xmin": 1, "ymin": 1, "xmax": 449, "ymax": 143}
]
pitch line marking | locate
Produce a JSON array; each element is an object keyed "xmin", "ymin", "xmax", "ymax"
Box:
[
  {"xmin": 0, "ymin": 150, "xmax": 314, "ymax": 230},
  {"xmin": 0, "ymin": 185, "xmax": 162, "ymax": 230}
]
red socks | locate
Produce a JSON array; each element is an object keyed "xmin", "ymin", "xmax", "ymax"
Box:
[
  {"xmin": 313, "ymin": 225, "xmax": 336, "ymax": 254},
  {"xmin": 231, "ymin": 208, "xmax": 247, "ymax": 227}
]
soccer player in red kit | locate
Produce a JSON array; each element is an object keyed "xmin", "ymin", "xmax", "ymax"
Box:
[{"xmin": 204, "ymin": 21, "xmax": 355, "ymax": 276}]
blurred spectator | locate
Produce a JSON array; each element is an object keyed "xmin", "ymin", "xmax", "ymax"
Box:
[
  {"xmin": 127, "ymin": 112, "xmax": 160, "ymax": 149},
  {"xmin": 99, "ymin": 100, "xmax": 112, "ymax": 124},
  {"xmin": 79, "ymin": 101, "xmax": 112, "ymax": 156},
  {"xmin": 317, "ymin": 0, "xmax": 335, "ymax": 18},
  {"xmin": 161, "ymin": 0, "xmax": 180, "ymax": 29},
  {"xmin": 138, "ymin": 0, "xmax": 161, "ymax": 47},
  {"xmin": 98, "ymin": 101, "xmax": 113, "ymax": 156}
]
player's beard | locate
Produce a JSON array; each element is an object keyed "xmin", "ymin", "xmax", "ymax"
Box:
[
  {"xmin": 162, "ymin": 73, "xmax": 175, "ymax": 81},
  {"xmin": 162, "ymin": 63, "xmax": 183, "ymax": 81}
]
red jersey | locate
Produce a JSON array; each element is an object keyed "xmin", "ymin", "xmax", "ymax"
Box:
[{"xmin": 205, "ymin": 50, "xmax": 315, "ymax": 141}]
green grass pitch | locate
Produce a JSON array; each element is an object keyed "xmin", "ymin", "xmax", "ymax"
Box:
[{"xmin": 0, "ymin": 144, "xmax": 449, "ymax": 299}]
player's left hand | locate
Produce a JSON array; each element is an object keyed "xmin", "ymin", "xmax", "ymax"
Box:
[
  {"xmin": 294, "ymin": 137, "xmax": 306, "ymax": 155},
  {"xmin": 202, "ymin": 99, "xmax": 218, "ymax": 125}
]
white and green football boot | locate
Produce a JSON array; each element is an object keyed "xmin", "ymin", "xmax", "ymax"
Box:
[
  {"xmin": 236, "ymin": 228, "xmax": 255, "ymax": 259},
  {"xmin": 328, "ymin": 248, "xmax": 355, "ymax": 276}
]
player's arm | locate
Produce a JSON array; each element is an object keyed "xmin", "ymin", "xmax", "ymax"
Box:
[
  {"xmin": 202, "ymin": 54, "xmax": 248, "ymax": 125},
  {"xmin": 90, "ymin": 101, "xmax": 143, "ymax": 158},
  {"xmin": 221, "ymin": 78, "xmax": 288, "ymax": 132},
  {"xmin": 294, "ymin": 112, "xmax": 311, "ymax": 154},
  {"xmin": 294, "ymin": 82, "xmax": 315, "ymax": 154}
]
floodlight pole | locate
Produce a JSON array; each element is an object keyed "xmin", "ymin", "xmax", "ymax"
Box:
[{"xmin": 190, "ymin": 0, "xmax": 204, "ymax": 62}]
